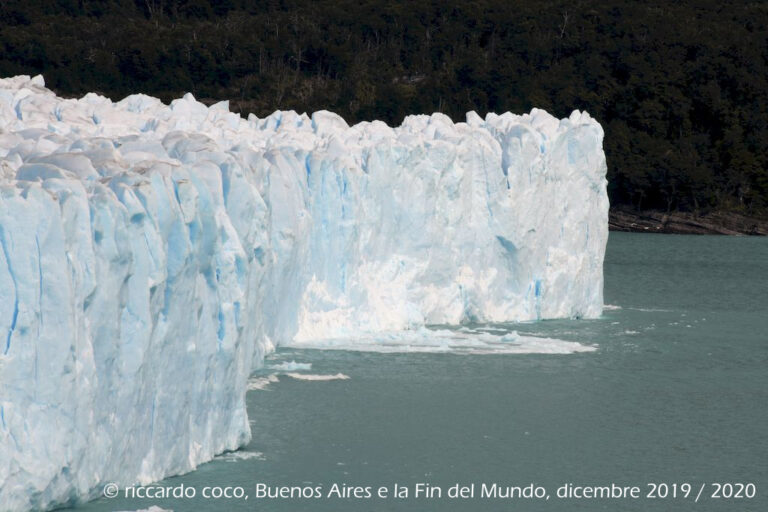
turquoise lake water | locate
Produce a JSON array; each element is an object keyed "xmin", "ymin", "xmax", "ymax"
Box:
[{"xmin": 69, "ymin": 232, "xmax": 768, "ymax": 511}]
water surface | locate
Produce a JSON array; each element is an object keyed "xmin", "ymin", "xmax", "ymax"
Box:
[{"xmin": 71, "ymin": 233, "xmax": 768, "ymax": 511}]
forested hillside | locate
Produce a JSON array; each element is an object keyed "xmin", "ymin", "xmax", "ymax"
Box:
[{"xmin": 1, "ymin": 0, "xmax": 766, "ymax": 215}]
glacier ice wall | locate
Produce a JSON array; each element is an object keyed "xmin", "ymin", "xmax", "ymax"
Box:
[{"xmin": 0, "ymin": 75, "xmax": 608, "ymax": 510}]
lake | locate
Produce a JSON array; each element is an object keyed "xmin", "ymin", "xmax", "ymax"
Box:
[{"xmin": 69, "ymin": 232, "xmax": 768, "ymax": 511}]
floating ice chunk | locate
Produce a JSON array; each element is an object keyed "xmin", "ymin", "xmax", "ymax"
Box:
[
  {"xmin": 248, "ymin": 374, "xmax": 280, "ymax": 391},
  {"xmin": 284, "ymin": 328, "xmax": 596, "ymax": 355},
  {"xmin": 284, "ymin": 373, "xmax": 351, "ymax": 381},
  {"xmin": 214, "ymin": 450, "xmax": 265, "ymax": 462},
  {"xmin": 117, "ymin": 507, "xmax": 173, "ymax": 512},
  {"xmin": 268, "ymin": 361, "xmax": 312, "ymax": 371}
]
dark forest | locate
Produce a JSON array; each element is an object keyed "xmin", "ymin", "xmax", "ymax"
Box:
[{"xmin": 1, "ymin": 0, "xmax": 766, "ymax": 215}]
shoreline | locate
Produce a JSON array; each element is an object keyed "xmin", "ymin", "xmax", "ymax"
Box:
[{"xmin": 609, "ymin": 208, "xmax": 768, "ymax": 236}]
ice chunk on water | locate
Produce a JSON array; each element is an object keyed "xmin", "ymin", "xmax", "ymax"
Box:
[
  {"xmin": 247, "ymin": 374, "xmax": 280, "ymax": 391},
  {"xmin": 0, "ymin": 75, "xmax": 607, "ymax": 511},
  {"xmin": 284, "ymin": 373, "xmax": 351, "ymax": 381},
  {"xmin": 117, "ymin": 508, "xmax": 173, "ymax": 512},
  {"xmin": 283, "ymin": 327, "xmax": 597, "ymax": 354},
  {"xmin": 269, "ymin": 361, "xmax": 312, "ymax": 371},
  {"xmin": 214, "ymin": 450, "xmax": 265, "ymax": 462}
]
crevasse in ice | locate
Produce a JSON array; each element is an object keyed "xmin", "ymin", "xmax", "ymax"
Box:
[{"xmin": 0, "ymin": 75, "xmax": 608, "ymax": 511}]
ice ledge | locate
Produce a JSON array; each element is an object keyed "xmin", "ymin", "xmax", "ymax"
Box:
[{"xmin": 0, "ymin": 75, "xmax": 607, "ymax": 511}]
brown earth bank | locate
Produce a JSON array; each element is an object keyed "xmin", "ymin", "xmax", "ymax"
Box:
[{"xmin": 609, "ymin": 208, "xmax": 768, "ymax": 236}]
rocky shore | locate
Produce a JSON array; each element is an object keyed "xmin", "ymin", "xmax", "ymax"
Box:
[{"xmin": 609, "ymin": 208, "xmax": 768, "ymax": 236}]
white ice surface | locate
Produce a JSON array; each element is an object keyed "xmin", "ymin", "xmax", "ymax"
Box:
[
  {"xmin": 213, "ymin": 450, "xmax": 265, "ymax": 462},
  {"xmin": 117, "ymin": 508, "xmax": 172, "ymax": 512},
  {"xmin": 247, "ymin": 374, "xmax": 280, "ymax": 391},
  {"xmin": 283, "ymin": 327, "xmax": 596, "ymax": 354},
  {"xmin": 0, "ymin": 75, "xmax": 607, "ymax": 511},
  {"xmin": 283, "ymin": 373, "xmax": 351, "ymax": 381},
  {"xmin": 268, "ymin": 361, "xmax": 312, "ymax": 371}
]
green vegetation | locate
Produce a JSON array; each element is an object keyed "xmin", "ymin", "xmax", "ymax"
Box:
[{"xmin": 1, "ymin": 1, "xmax": 766, "ymax": 214}]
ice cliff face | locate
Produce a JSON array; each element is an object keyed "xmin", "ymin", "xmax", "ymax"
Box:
[{"xmin": 0, "ymin": 75, "xmax": 608, "ymax": 511}]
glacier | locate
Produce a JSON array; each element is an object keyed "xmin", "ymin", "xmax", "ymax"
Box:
[{"xmin": 0, "ymin": 74, "xmax": 608, "ymax": 511}]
